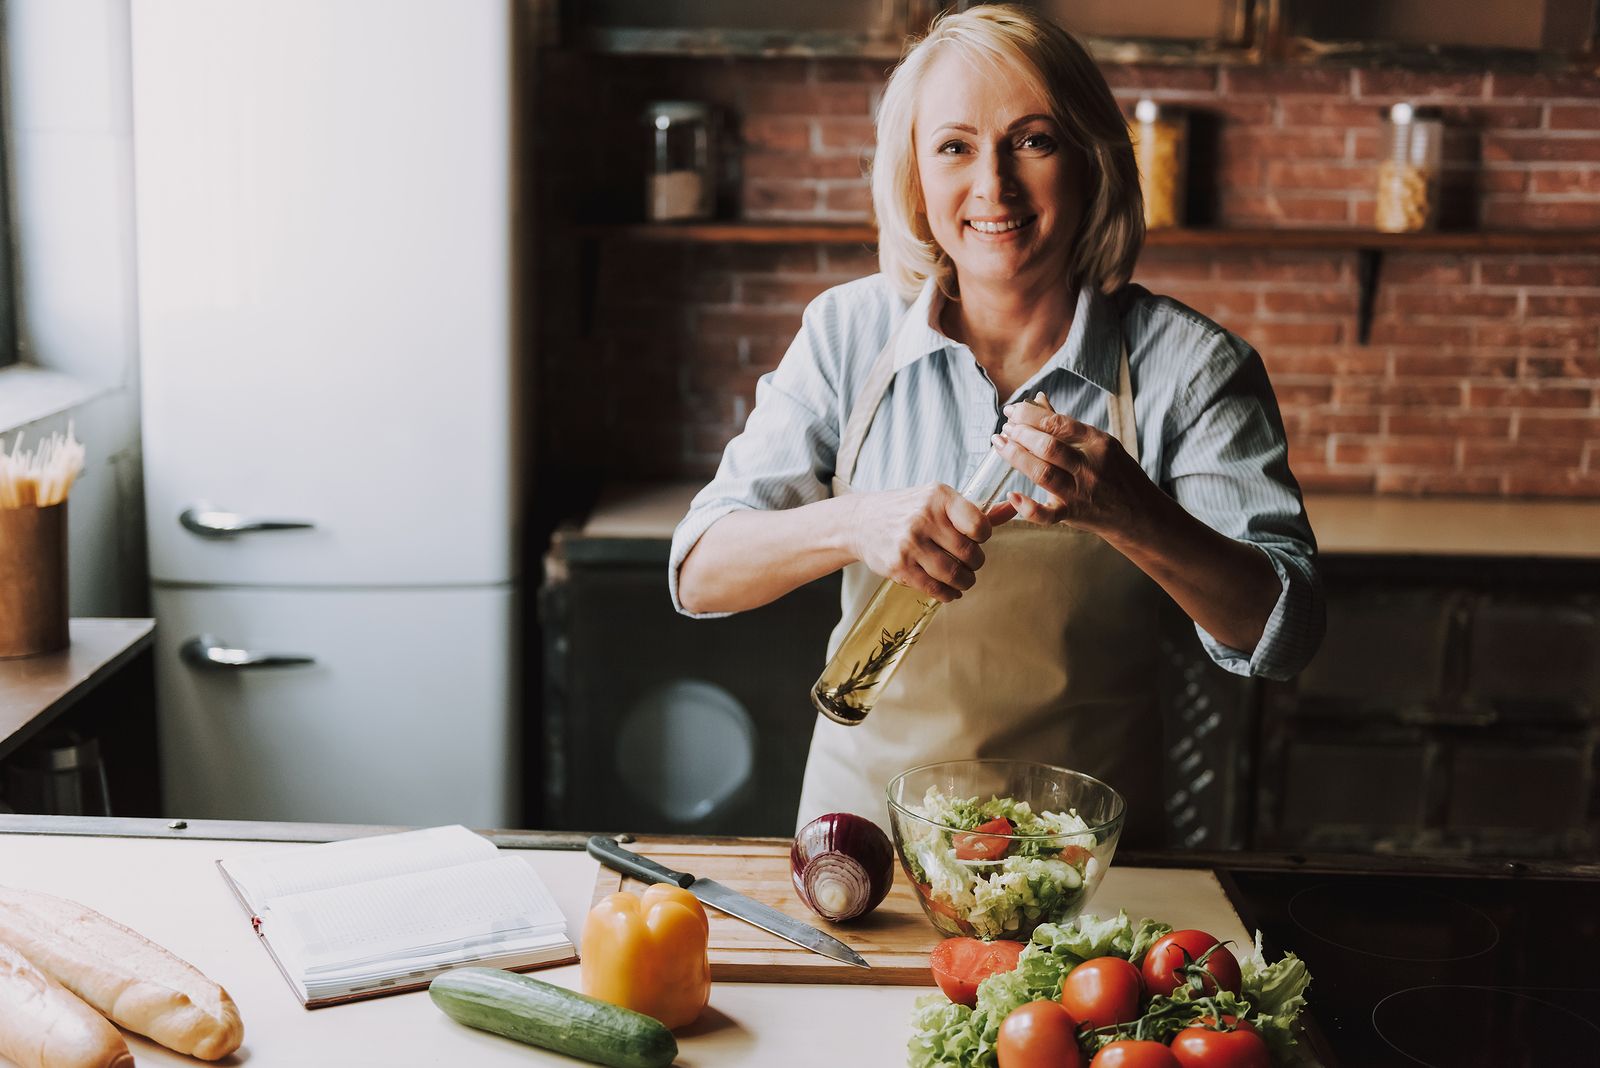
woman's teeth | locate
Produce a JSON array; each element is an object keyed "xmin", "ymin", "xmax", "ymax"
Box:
[{"xmin": 968, "ymin": 216, "xmax": 1034, "ymax": 234}]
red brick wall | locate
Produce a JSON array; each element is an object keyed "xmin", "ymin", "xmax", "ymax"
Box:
[{"xmin": 536, "ymin": 56, "xmax": 1600, "ymax": 497}]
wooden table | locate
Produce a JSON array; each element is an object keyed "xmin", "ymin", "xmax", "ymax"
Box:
[
  {"xmin": 0, "ymin": 818, "xmax": 1276, "ymax": 1068},
  {"xmin": 0, "ymin": 618, "xmax": 154, "ymax": 763}
]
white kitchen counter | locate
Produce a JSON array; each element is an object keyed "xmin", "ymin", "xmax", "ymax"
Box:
[{"xmin": 0, "ymin": 829, "xmax": 1253, "ymax": 1068}]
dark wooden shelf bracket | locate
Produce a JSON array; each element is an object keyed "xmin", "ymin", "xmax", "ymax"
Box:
[{"xmin": 1356, "ymin": 248, "xmax": 1382, "ymax": 346}]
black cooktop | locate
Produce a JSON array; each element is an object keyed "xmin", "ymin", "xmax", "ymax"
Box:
[{"xmin": 1222, "ymin": 869, "xmax": 1600, "ymax": 1067}]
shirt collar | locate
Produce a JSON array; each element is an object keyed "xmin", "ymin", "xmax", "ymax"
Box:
[{"xmin": 891, "ymin": 278, "xmax": 1123, "ymax": 395}]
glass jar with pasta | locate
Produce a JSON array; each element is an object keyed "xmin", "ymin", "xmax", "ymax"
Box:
[
  {"xmin": 1374, "ymin": 103, "xmax": 1443, "ymax": 233},
  {"xmin": 1130, "ymin": 99, "xmax": 1187, "ymax": 230}
]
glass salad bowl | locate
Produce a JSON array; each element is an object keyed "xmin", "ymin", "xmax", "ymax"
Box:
[{"xmin": 886, "ymin": 759, "xmax": 1125, "ymax": 941}]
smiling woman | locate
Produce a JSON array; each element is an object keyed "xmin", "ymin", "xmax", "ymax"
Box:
[
  {"xmin": 872, "ymin": 6, "xmax": 1141, "ymax": 329},
  {"xmin": 670, "ymin": 4, "xmax": 1324, "ymax": 847}
]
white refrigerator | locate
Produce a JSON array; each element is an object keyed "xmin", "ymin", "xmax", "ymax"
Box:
[{"xmin": 132, "ymin": 0, "xmax": 519, "ymax": 825}]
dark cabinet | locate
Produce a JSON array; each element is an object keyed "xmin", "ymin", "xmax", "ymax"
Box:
[
  {"xmin": 539, "ymin": 528, "xmax": 841, "ymax": 836},
  {"xmin": 1284, "ymin": 0, "xmax": 1600, "ymax": 54},
  {"xmin": 561, "ymin": 0, "xmax": 939, "ymax": 57},
  {"xmin": 1255, "ymin": 569, "xmax": 1600, "ymax": 859}
]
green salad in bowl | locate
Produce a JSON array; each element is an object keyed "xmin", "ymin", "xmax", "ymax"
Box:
[{"xmin": 887, "ymin": 760, "xmax": 1125, "ymax": 941}]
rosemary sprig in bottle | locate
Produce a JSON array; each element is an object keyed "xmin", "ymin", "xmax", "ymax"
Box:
[{"xmin": 813, "ymin": 625, "xmax": 919, "ymax": 724}]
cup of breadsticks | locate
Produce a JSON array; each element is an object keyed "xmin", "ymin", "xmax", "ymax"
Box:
[{"xmin": 0, "ymin": 427, "xmax": 85, "ymax": 658}]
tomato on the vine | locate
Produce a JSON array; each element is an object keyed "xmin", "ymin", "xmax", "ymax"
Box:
[
  {"xmin": 1140, "ymin": 929, "xmax": 1242, "ymax": 997},
  {"xmin": 1060, "ymin": 956, "xmax": 1143, "ymax": 1029},
  {"xmin": 1088, "ymin": 1039, "xmax": 1181, "ymax": 1068},
  {"xmin": 996, "ymin": 1000, "xmax": 1083, "ymax": 1068},
  {"xmin": 953, "ymin": 817, "xmax": 1015, "ymax": 862},
  {"xmin": 929, "ymin": 937, "xmax": 1026, "ymax": 1007},
  {"xmin": 1170, "ymin": 1022, "xmax": 1270, "ymax": 1068}
]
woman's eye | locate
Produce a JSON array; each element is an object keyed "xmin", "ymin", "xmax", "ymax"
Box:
[
  {"xmin": 1019, "ymin": 133, "xmax": 1056, "ymax": 151},
  {"xmin": 938, "ymin": 140, "xmax": 968, "ymax": 155}
]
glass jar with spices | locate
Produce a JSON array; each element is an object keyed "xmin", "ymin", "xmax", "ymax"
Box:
[
  {"xmin": 644, "ymin": 101, "xmax": 716, "ymax": 223},
  {"xmin": 1374, "ymin": 103, "xmax": 1443, "ymax": 233},
  {"xmin": 1130, "ymin": 99, "xmax": 1187, "ymax": 230}
]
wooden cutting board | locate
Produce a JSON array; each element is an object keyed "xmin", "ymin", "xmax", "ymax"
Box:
[{"xmin": 590, "ymin": 840, "xmax": 1255, "ymax": 986}]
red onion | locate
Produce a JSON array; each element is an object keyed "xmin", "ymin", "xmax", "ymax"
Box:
[{"xmin": 790, "ymin": 812, "xmax": 894, "ymax": 922}]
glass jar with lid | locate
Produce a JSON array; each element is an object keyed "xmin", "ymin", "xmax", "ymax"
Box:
[
  {"xmin": 644, "ymin": 101, "xmax": 716, "ymax": 222},
  {"xmin": 1374, "ymin": 103, "xmax": 1443, "ymax": 233},
  {"xmin": 1130, "ymin": 99, "xmax": 1187, "ymax": 230}
]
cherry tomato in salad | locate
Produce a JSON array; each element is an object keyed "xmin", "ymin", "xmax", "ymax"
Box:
[
  {"xmin": 1170, "ymin": 1022, "xmax": 1270, "ymax": 1068},
  {"xmin": 1059, "ymin": 956, "xmax": 1143, "ymax": 1029},
  {"xmin": 1058, "ymin": 844, "xmax": 1094, "ymax": 867},
  {"xmin": 929, "ymin": 937, "xmax": 1027, "ymax": 1007},
  {"xmin": 917, "ymin": 882, "xmax": 976, "ymax": 935},
  {"xmin": 1140, "ymin": 930, "xmax": 1242, "ymax": 997},
  {"xmin": 996, "ymin": 1000, "xmax": 1083, "ymax": 1068},
  {"xmin": 953, "ymin": 817, "xmax": 1015, "ymax": 862},
  {"xmin": 1089, "ymin": 1039, "xmax": 1181, "ymax": 1068}
]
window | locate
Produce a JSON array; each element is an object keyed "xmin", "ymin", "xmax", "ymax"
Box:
[{"xmin": 0, "ymin": 6, "xmax": 15, "ymax": 370}]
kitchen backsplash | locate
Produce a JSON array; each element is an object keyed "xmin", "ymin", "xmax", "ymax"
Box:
[{"xmin": 536, "ymin": 55, "xmax": 1600, "ymax": 498}]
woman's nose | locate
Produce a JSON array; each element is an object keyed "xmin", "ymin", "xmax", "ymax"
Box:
[{"xmin": 972, "ymin": 149, "xmax": 1017, "ymax": 202}]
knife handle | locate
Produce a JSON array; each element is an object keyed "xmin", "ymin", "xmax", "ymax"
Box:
[{"xmin": 586, "ymin": 835, "xmax": 694, "ymax": 889}]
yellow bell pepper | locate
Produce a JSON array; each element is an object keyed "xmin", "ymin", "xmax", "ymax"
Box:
[{"xmin": 580, "ymin": 884, "xmax": 710, "ymax": 1030}]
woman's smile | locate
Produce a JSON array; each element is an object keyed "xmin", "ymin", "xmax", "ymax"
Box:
[{"xmin": 966, "ymin": 214, "xmax": 1038, "ymax": 237}]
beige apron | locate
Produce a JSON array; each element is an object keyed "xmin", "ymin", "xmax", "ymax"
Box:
[{"xmin": 796, "ymin": 311, "xmax": 1168, "ymax": 848}]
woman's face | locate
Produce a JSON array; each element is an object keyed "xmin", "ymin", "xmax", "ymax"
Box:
[{"xmin": 913, "ymin": 51, "xmax": 1085, "ymax": 294}]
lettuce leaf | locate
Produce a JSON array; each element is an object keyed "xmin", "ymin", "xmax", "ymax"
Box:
[
  {"xmin": 1242, "ymin": 932, "xmax": 1312, "ymax": 1017},
  {"xmin": 1240, "ymin": 932, "xmax": 1313, "ymax": 1062},
  {"xmin": 907, "ymin": 996, "xmax": 983, "ymax": 1068},
  {"xmin": 1128, "ymin": 917, "xmax": 1172, "ymax": 966},
  {"xmin": 1028, "ymin": 909, "xmax": 1165, "ymax": 964},
  {"xmin": 967, "ymin": 856, "xmax": 1083, "ymax": 939}
]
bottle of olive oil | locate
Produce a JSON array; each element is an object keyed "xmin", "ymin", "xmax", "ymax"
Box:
[{"xmin": 810, "ymin": 444, "xmax": 1015, "ymax": 725}]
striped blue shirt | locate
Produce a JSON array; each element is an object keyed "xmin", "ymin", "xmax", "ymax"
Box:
[{"xmin": 669, "ymin": 274, "xmax": 1324, "ymax": 680}]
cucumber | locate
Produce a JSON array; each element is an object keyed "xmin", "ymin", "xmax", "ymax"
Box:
[{"xmin": 429, "ymin": 968, "xmax": 678, "ymax": 1068}]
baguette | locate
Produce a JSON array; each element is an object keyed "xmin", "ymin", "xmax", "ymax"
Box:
[
  {"xmin": 0, "ymin": 939, "xmax": 132, "ymax": 1068},
  {"xmin": 0, "ymin": 886, "xmax": 243, "ymax": 1060}
]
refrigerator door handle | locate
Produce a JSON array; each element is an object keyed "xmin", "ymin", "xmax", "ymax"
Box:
[
  {"xmin": 179, "ymin": 506, "xmax": 316, "ymax": 539},
  {"xmin": 181, "ymin": 635, "xmax": 316, "ymax": 670}
]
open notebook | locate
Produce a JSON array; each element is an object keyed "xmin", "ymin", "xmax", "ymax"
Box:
[{"xmin": 218, "ymin": 825, "xmax": 575, "ymax": 1007}]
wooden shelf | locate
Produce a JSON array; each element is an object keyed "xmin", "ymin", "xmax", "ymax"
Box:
[
  {"xmin": 581, "ymin": 221, "xmax": 1600, "ymax": 253},
  {"xmin": 577, "ymin": 223, "xmax": 1600, "ymax": 344},
  {"xmin": 0, "ymin": 619, "xmax": 154, "ymax": 763}
]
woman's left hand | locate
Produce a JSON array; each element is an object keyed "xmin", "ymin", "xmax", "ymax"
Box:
[{"xmin": 993, "ymin": 393, "xmax": 1154, "ymax": 539}]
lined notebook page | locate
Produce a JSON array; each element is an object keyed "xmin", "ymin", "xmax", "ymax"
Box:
[
  {"xmin": 224, "ymin": 825, "xmax": 496, "ymax": 911},
  {"xmin": 262, "ymin": 855, "xmax": 563, "ymax": 973}
]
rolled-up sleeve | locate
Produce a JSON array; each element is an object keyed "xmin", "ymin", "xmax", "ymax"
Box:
[
  {"xmin": 668, "ymin": 292, "xmax": 846, "ymax": 618},
  {"xmin": 1162, "ymin": 331, "xmax": 1325, "ymax": 680}
]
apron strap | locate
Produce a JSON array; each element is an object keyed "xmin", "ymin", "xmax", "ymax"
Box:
[
  {"xmin": 1109, "ymin": 338, "xmax": 1139, "ymax": 465},
  {"xmin": 834, "ymin": 328, "xmax": 901, "ymax": 490},
  {"xmin": 835, "ymin": 299, "xmax": 1139, "ymax": 487}
]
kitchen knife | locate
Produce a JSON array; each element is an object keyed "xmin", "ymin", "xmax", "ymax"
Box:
[{"xmin": 586, "ymin": 836, "xmax": 871, "ymax": 969}]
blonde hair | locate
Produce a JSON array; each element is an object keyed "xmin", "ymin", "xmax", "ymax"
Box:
[{"xmin": 871, "ymin": 4, "xmax": 1144, "ymax": 302}]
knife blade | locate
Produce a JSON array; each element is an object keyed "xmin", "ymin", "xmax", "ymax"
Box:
[{"xmin": 586, "ymin": 835, "xmax": 871, "ymax": 969}]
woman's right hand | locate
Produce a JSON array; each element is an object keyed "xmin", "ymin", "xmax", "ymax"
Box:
[{"xmin": 845, "ymin": 484, "xmax": 1004, "ymax": 602}]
